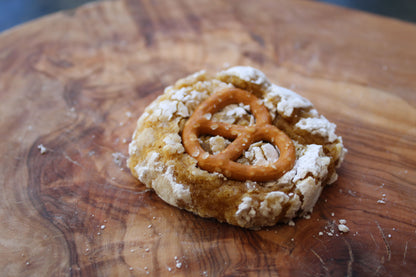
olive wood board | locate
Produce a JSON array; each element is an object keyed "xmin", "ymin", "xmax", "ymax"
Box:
[{"xmin": 0, "ymin": 0, "xmax": 415, "ymax": 276}]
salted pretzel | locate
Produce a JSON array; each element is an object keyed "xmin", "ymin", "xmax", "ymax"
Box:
[{"xmin": 182, "ymin": 87, "xmax": 296, "ymax": 182}]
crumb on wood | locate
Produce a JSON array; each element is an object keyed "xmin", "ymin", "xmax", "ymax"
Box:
[
  {"xmin": 338, "ymin": 224, "xmax": 350, "ymax": 233},
  {"xmin": 37, "ymin": 144, "xmax": 47, "ymax": 154}
]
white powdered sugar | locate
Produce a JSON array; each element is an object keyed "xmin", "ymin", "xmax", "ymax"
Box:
[
  {"xmin": 235, "ymin": 196, "xmax": 257, "ymax": 226},
  {"xmin": 338, "ymin": 224, "xmax": 350, "ymax": 233},
  {"xmin": 284, "ymin": 193, "xmax": 302, "ymax": 218},
  {"xmin": 264, "ymin": 84, "xmax": 313, "ymax": 117},
  {"xmin": 259, "ymin": 191, "xmax": 288, "ymax": 218},
  {"xmin": 295, "ymin": 115, "xmax": 338, "ymax": 142},
  {"xmin": 147, "ymin": 100, "xmax": 189, "ymax": 122},
  {"xmin": 244, "ymin": 142, "xmax": 279, "ymax": 166},
  {"xmin": 128, "ymin": 128, "xmax": 154, "ymax": 156},
  {"xmin": 260, "ymin": 144, "xmax": 279, "ymax": 163},
  {"xmin": 277, "ymin": 144, "xmax": 330, "ymax": 185},
  {"xmin": 135, "ymin": 152, "xmax": 191, "ymax": 206},
  {"xmin": 135, "ymin": 152, "xmax": 162, "ymax": 184},
  {"xmin": 212, "ymin": 104, "xmax": 254, "ymax": 125},
  {"xmin": 170, "ymin": 87, "xmax": 208, "ymax": 109},
  {"xmin": 293, "ymin": 144, "xmax": 330, "ymax": 182},
  {"xmin": 296, "ymin": 177, "xmax": 323, "ymax": 212},
  {"xmin": 163, "ymin": 134, "xmax": 185, "ymax": 154},
  {"xmin": 209, "ymin": 136, "xmax": 231, "ymax": 154},
  {"xmin": 226, "ymin": 105, "xmax": 247, "ymax": 118},
  {"xmin": 218, "ymin": 66, "xmax": 269, "ymax": 86}
]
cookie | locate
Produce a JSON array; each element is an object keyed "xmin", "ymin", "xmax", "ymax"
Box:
[{"xmin": 128, "ymin": 66, "xmax": 346, "ymax": 229}]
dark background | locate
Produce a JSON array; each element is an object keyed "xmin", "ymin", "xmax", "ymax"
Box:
[{"xmin": 1, "ymin": 0, "xmax": 416, "ymax": 32}]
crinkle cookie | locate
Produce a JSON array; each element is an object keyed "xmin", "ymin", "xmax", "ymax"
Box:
[{"xmin": 128, "ymin": 66, "xmax": 346, "ymax": 229}]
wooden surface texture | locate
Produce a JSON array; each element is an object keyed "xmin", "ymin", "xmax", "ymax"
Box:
[{"xmin": 0, "ymin": 0, "xmax": 415, "ymax": 276}]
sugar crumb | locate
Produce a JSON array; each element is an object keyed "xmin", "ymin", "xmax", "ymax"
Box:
[
  {"xmin": 175, "ymin": 256, "xmax": 183, "ymax": 269},
  {"xmin": 37, "ymin": 144, "xmax": 47, "ymax": 154},
  {"xmin": 112, "ymin": 152, "xmax": 126, "ymax": 167},
  {"xmin": 338, "ymin": 224, "xmax": 350, "ymax": 233}
]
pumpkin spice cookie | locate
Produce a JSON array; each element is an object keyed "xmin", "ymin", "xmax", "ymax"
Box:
[{"xmin": 128, "ymin": 66, "xmax": 346, "ymax": 229}]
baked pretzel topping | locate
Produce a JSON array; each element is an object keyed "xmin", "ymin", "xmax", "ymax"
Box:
[{"xmin": 182, "ymin": 88, "xmax": 296, "ymax": 182}]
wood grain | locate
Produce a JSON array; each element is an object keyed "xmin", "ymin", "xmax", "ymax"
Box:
[{"xmin": 0, "ymin": 0, "xmax": 415, "ymax": 276}]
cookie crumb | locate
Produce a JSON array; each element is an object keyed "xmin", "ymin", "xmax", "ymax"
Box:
[
  {"xmin": 112, "ymin": 152, "xmax": 126, "ymax": 167},
  {"xmin": 339, "ymin": 219, "xmax": 347, "ymax": 225},
  {"xmin": 175, "ymin": 256, "xmax": 183, "ymax": 269},
  {"xmin": 338, "ymin": 224, "xmax": 350, "ymax": 233},
  {"xmin": 37, "ymin": 144, "xmax": 47, "ymax": 154}
]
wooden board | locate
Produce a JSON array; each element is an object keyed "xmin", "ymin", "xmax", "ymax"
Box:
[{"xmin": 1, "ymin": 0, "xmax": 415, "ymax": 276}]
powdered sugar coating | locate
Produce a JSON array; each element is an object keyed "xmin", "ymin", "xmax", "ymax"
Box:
[
  {"xmin": 295, "ymin": 115, "xmax": 338, "ymax": 143},
  {"xmin": 219, "ymin": 66, "xmax": 269, "ymax": 87},
  {"xmin": 264, "ymin": 85, "xmax": 313, "ymax": 118},
  {"xmin": 134, "ymin": 152, "xmax": 191, "ymax": 206}
]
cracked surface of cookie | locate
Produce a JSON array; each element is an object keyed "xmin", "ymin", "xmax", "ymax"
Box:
[{"xmin": 128, "ymin": 66, "xmax": 346, "ymax": 229}]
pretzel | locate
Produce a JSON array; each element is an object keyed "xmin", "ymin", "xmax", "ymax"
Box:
[{"xmin": 182, "ymin": 87, "xmax": 296, "ymax": 182}]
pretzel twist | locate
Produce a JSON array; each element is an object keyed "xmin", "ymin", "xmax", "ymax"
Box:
[{"xmin": 182, "ymin": 88, "xmax": 295, "ymax": 182}]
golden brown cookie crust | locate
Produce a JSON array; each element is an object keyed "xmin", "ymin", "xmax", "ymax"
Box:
[{"xmin": 128, "ymin": 66, "xmax": 346, "ymax": 228}]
